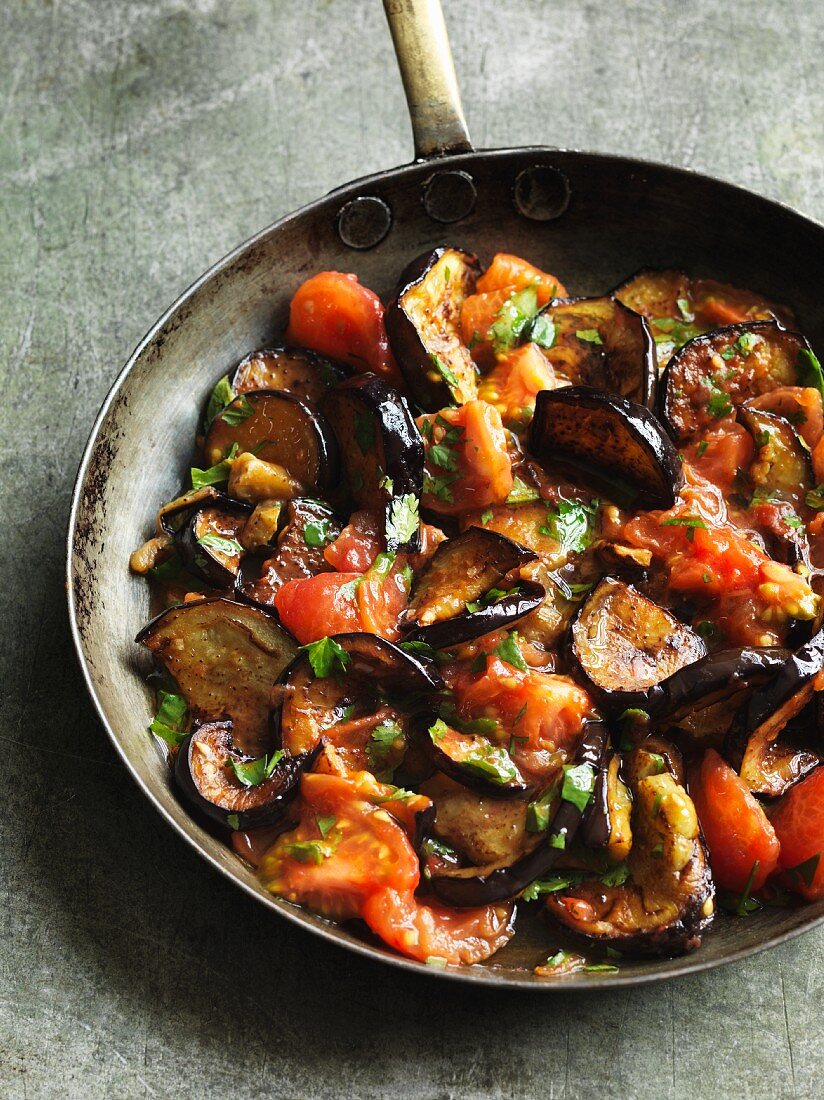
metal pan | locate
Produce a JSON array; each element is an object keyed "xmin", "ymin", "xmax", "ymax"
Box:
[{"xmin": 67, "ymin": 0, "xmax": 824, "ymax": 988}]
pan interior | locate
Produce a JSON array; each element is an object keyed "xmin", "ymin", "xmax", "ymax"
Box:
[{"xmin": 69, "ymin": 148, "xmax": 824, "ymax": 988}]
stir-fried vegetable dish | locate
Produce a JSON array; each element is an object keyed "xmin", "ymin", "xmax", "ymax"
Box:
[{"xmin": 131, "ymin": 249, "xmax": 824, "ymax": 975}]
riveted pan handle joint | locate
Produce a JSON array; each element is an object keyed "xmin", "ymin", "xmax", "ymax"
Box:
[{"xmin": 383, "ymin": 0, "xmax": 474, "ymax": 160}]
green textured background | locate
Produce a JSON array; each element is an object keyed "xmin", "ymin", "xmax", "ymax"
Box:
[{"xmin": 1, "ymin": 1, "xmax": 822, "ymax": 1096}]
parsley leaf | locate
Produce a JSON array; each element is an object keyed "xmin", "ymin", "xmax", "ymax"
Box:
[
  {"xmin": 522, "ymin": 872, "xmax": 584, "ymax": 901},
  {"xmin": 304, "ymin": 519, "xmax": 334, "ymax": 548},
  {"xmin": 399, "ymin": 639, "xmax": 437, "ymax": 659},
  {"xmin": 601, "ymin": 862, "xmax": 630, "ymax": 887},
  {"xmin": 528, "ymin": 311, "xmax": 556, "ymax": 349},
  {"xmin": 561, "ymin": 762, "xmax": 596, "ymax": 812},
  {"xmin": 540, "ymin": 498, "xmax": 598, "ymax": 552},
  {"xmin": 301, "ymin": 636, "xmax": 350, "ymax": 678},
  {"xmin": 526, "ymin": 782, "xmax": 560, "ymax": 833},
  {"xmin": 489, "ymin": 285, "xmax": 540, "ymax": 354},
  {"xmin": 283, "ymin": 841, "xmax": 332, "ymax": 865},
  {"xmin": 785, "ymin": 852, "xmax": 821, "ymax": 889},
  {"xmin": 429, "ymin": 441, "xmax": 458, "ymax": 471},
  {"xmin": 190, "ymin": 443, "xmax": 239, "ymax": 489},
  {"xmin": 229, "ymin": 750, "xmax": 285, "ymax": 788},
  {"xmin": 149, "ymin": 690, "xmax": 188, "ymax": 745},
  {"xmin": 366, "ymin": 720, "xmax": 404, "ymax": 775},
  {"xmin": 204, "ymin": 374, "xmax": 235, "ymax": 428},
  {"xmin": 494, "ymin": 631, "xmax": 528, "ymax": 672},
  {"xmin": 480, "ymin": 509, "xmax": 494, "ymax": 525},
  {"xmin": 220, "ymin": 395, "xmax": 255, "ymax": 427},
  {"xmin": 575, "ymin": 328, "xmax": 603, "ymax": 345},
  {"xmin": 385, "ymin": 493, "xmax": 420, "ymax": 547},
  {"xmin": 429, "ymin": 352, "xmax": 459, "ymax": 389},
  {"xmin": 196, "ymin": 533, "xmax": 244, "ymax": 558},
  {"xmin": 316, "ymin": 814, "xmax": 337, "ymax": 838},
  {"xmin": 659, "ymin": 514, "xmax": 707, "ymax": 542},
  {"xmin": 506, "ymin": 477, "xmax": 540, "ymax": 504},
  {"xmin": 796, "ymin": 347, "xmax": 824, "ymax": 400},
  {"xmin": 354, "ymin": 411, "xmax": 375, "ymax": 454},
  {"xmin": 805, "ymin": 485, "xmax": 824, "ymax": 510},
  {"xmin": 707, "ymin": 389, "xmax": 733, "ymax": 419}
]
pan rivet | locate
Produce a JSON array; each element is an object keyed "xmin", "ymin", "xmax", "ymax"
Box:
[
  {"xmin": 514, "ymin": 166, "xmax": 570, "ymax": 221},
  {"xmin": 336, "ymin": 196, "xmax": 392, "ymax": 250},
  {"xmin": 422, "ymin": 170, "xmax": 476, "ymax": 223}
]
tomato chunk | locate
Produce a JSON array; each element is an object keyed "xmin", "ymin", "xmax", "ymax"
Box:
[
  {"xmin": 418, "ymin": 400, "xmax": 513, "ymax": 514},
  {"xmin": 324, "ymin": 509, "xmax": 382, "ymax": 572},
  {"xmin": 478, "ymin": 343, "xmax": 556, "ymax": 429},
  {"xmin": 769, "ymin": 767, "xmax": 824, "ymax": 900},
  {"xmin": 356, "ymin": 552, "xmax": 410, "ymax": 640},
  {"xmin": 682, "ymin": 420, "xmax": 755, "ymax": 495},
  {"xmin": 362, "ymin": 887, "xmax": 514, "ymax": 965},
  {"xmin": 690, "ymin": 749, "xmax": 780, "ymax": 893},
  {"xmin": 259, "ymin": 773, "xmax": 419, "ymax": 920},
  {"xmin": 475, "ymin": 252, "xmax": 566, "ymax": 301},
  {"xmin": 285, "ymin": 271, "xmax": 401, "ymax": 385},
  {"xmin": 275, "ymin": 572, "xmax": 363, "ymax": 643}
]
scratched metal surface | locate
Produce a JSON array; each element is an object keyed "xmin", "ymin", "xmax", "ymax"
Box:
[{"xmin": 1, "ymin": 0, "xmax": 822, "ymax": 1096}]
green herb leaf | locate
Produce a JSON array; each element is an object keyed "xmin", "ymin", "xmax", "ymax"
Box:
[
  {"xmin": 229, "ymin": 750, "xmax": 285, "ymax": 787},
  {"xmin": 804, "ymin": 486, "xmax": 824, "ymax": 510},
  {"xmin": 204, "ymin": 374, "xmax": 235, "ymax": 427},
  {"xmin": 226, "ymin": 813, "xmax": 241, "ymax": 831},
  {"xmin": 283, "ymin": 841, "xmax": 330, "ymax": 865},
  {"xmin": 720, "ymin": 346, "xmax": 736, "ymax": 361},
  {"xmin": 796, "ymin": 347, "xmax": 824, "ymax": 399},
  {"xmin": 366, "ymin": 720, "xmax": 405, "ymax": 775},
  {"xmin": 301, "ymin": 636, "xmax": 350, "ymax": 678},
  {"xmin": 354, "ymin": 411, "xmax": 376, "ymax": 454},
  {"xmin": 707, "ymin": 389, "xmax": 733, "ymax": 419},
  {"xmin": 428, "ymin": 718, "xmax": 449, "ymax": 742},
  {"xmin": 528, "ymin": 312, "xmax": 556, "ymax": 349},
  {"xmin": 695, "ymin": 440, "xmax": 709, "ymax": 457},
  {"xmin": 660, "ymin": 514, "xmax": 707, "ymax": 542},
  {"xmin": 430, "ymin": 352, "xmax": 459, "ymax": 389},
  {"xmin": 561, "ymin": 762, "xmax": 597, "ymax": 812},
  {"xmin": 735, "ymin": 332, "xmax": 760, "ymax": 356},
  {"xmin": 647, "ymin": 752, "xmax": 666, "ymax": 775},
  {"xmin": 583, "ymin": 963, "xmax": 619, "ymax": 973},
  {"xmin": 489, "ymin": 285, "xmax": 540, "ymax": 354},
  {"xmin": 316, "ymin": 814, "xmax": 337, "ymax": 838},
  {"xmin": 429, "ymin": 441, "xmax": 458, "ymax": 471},
  {"xmin": 220, "ymin": 395, "xmax": 255, "ymax": 427},
  {"xmin": 601, "ymin": 862, "xmax": 630, "ymax": 887},
  {"xmin": 196, "ymin": 533, "xmax": 244, "ymax": 558},
  {"xmin": 494, "ymin": 631, "xmax": 528, "ymax": 672},
  {"xmin": 149, "ymin": 690, "xmax": 188, "ymax": 745},
  {"xmin": 304, "ymin": 519, "xmax": 333, "ymax": 548},
  {"xmin": 575, "ymin": 328, "xmax": 603, "ymax": 345},
  {"xmin": 539, "ymin": 498, "xmax": 599, "ymax": 552},
  {"xmin": 190, "ymin": 443, "xmax": 240, "ymax": 489},
  {"xmin": 676, "ymin": 298, "xmax": 694, "ymax": 321},
  {"xmin": 506, "ymin": 477, "xmax": 540, "ymax": 504},
  {"xmin": 696, "ymin": 620, "xmax": 718, "ymax": 640},
  {"xmin": 526, "ymin": 783, "xmax": 559, "ymax": 834},
  {"xmin": 785, "ymin": 851, "xmax": 821, "ymax": 888},
  {"xmin": 386, "ymin": 493, "xmax": 419, "ymax": 546},
  {"xmin": 522, "ymin": 872, "xmax": 584, "ymax": 901},
  {"xmin": 399, "ymin": 639, "xmax": 437, "ymax": 659},
  {"xmin": 480, "ymin": 509, "xmax": 494, "ymax": 526}
]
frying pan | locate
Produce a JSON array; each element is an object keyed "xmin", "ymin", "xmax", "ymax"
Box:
[{"xmin": 67, "ymin": 0, "xmax": 824, "ymax": 988}]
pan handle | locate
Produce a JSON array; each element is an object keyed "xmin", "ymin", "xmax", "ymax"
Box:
[{"xmin": 383, "ymin": 0, "xmax": 473, "ymax": 160}]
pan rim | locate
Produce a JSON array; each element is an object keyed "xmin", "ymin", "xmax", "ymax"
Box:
[{"xmin": 66, "ymin": 145, "xmax": 824, "ymax": 990}]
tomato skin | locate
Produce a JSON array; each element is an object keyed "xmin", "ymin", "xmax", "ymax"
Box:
[
  {"xmin": 475, "ymin": 252, "xmax": 567, "ymax": 301},
  {"xmin": 356, "ymin": 553, "xmax": 410, "ymax": 640},
  {"xmin": 418, "ymin": 400, "xmax": 513, "ymax": 514},
  {"xmin": 478, "ymin": 343, "xmax": 556, "ymax": 427},
  {"xmin": 769, "ymin": 767, "xmax": 824, "ymax": 900},
  {"xmin": 285, "ymin": 271, "xmax": 402, "ymax": 385},
  {"xmin": 690, "ymin": 749, "xmax": 780, "ymax": 893},
  {"xmin": 324, "ymin": 509, "xmax": 382, "ymax": 572},
  {"xmin": 275, "ymin": 572, "xmax": 363, "ymax": 643},
  {"xmin": 683, "ymin": 421, "xmax": 755, "ymax": 495},
  {"xmin": 361, "ymin": 887, "xmax": 514, "ymax": 965},
  {"xmin": 260, "ymin": 773, "xmax": 420, "ymax": 920}
]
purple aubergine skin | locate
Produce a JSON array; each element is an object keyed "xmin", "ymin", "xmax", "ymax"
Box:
[
  {"xmin": 528, "ymin": 386, "xmax": 684, "ymax": 509},
  {"xmin": 321, "ymin": 373, "xmax": 424, "ymax": 554},
  {"xmin": 406, "ymin": 580, "xmax": 545, "ymax": 650},
  {"xmin": 412, "ymin": 710, "xmax": 531, "ymax": 800},
  {"xmin": 228, "ymin": 345, "xmax": 350, "ymax": 403},
  {"xmin": 744, "ymin": 623, "xmax": 824, "ymax": 735},
  {"xmin": 174, "ymin": 494, "xmax": 253, "ymax": 588},
  {"xmin": 205, "ymin": 388, "xmax": 342, "ymax": 493},
  {"xmin": 428, "ymin": 721, "xmax": 608, "ymax": 908},
  {"xmin": 579, "ymin": 752, "xmax": 614, "ymax": 849},
  {"xmin": 384, "ymin": 246, "xmax": 481, "ymax": 410},
  {"xmin": 174, "ymin": 721, "xmax": 319, "ymax": 831},
  {"xmin": 271, "ymin": 632, "xmax": 444, "ymax": 751}
]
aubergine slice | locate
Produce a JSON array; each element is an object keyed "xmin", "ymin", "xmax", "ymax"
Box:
[
  {"xmin": 528, "ymin": 387, "xmax": 684, "ymax": 509},
  {"xmin": 174, "ymin": 720, "xmax": 316, "ymax": 830},
  {"xmin": 614, "ymin": 269, "xmax": 795, "ymax": 369},
  {"xmin": 545, "ymin": 753, "xmax": 714, "ymax": 957},
  {"xmin": 203, "ymin": 389, "xmax": 339, "ymax": 492},
  {"xmin": 273, "ymin": 633, "xmax": 443, "ymax": 758},
  {"xmin": 419, "ymin": 773, "xmax": 536, "ymax": 866},
  {"xmin": 646, "ymin": 646, "xmax": 791, "ymax": 748},
  {"xmin": 428, "ymin": 721, "xmax": 607, "ymax": 907},
  {"xmin": 570, "ymin": 578, "xmax": 706, "ymax": 711},
  {"xmin": 403, "ymin": 526, "xmax": 542, "ymax": 647},
  {"xmin": 726, "ymin": 623, "xmax": 824, "ymax": 796},
  {"xmin": 580, "ymin": 753, "xmax": 633, "ymax": 862},
  {"xmin": 230, "ymin": 346, "xmax": 347, "ymax": 403},
  {"xmin": 322, "ymin": 374, "xmax": 423, "ymax": 552},
  {"xmin": 385, "ymin": 246, "xmax": 481, "ymax": 409},
  {"xmin": 236, "ymin": 498, "xmax": 340, "ymax": 609},
  {"xmin": 660, "ymin": 322, "xmax": 817, "ymax": 442},
  {"xmin": 173, "ymin": 494, "xmax": 253, "ymax": 588},
  {"xmin": 137, "ymin": 598, "xmax": 297, "ymax": 756},
  {"xmin": 541, "ymin": 296, "xmax": 656, "ymax": 407},
  {"xmin": 416, "ymin": 713, "xmax": 530, "ymax": 799},
  {"xmin": 738, "ymin": 406, "xmax": 813, "ymax": 508}
]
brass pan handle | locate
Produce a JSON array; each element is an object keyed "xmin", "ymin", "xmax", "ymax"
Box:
[{"xmin": 383, "ymin": 0, "xmax": 474, "ymax": 160}]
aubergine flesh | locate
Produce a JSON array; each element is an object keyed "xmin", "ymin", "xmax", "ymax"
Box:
[
  {"xmin": 403, "ymin": 526, "xmax": 542, "ymax": 648},
  {"xmin": 273, "ymin": 632, "xmax": 443, "ymax": 758},
  {"xmin": 137, "ymin": 598, "xmax": 297, "ymax": 756},
  {"xmin": 540, "ymin": 295, "xmax": 656, "ymax": 407},
  {"xmin": 428, "ymin": 720, "xmax": 607, "ymax": 907},
  {"xmin": 545, "ymin": 743, "xmax": 715, "ymax": 957},
  {"xmin": 417, "ymin": 713, "xmax": 530, "ymax": 799},
  {"xmin": 236, "ymin": 498, "xmax": 340, "ymax": 610},
  {"xmin": 738, "ymin": 406, "xmax": 813, "ymax": 509},
  {"xmin": 528, "ymin": 387, "xmax": 684, "ymax": 509},
  {"xmin": 419, "ymin": 773, "xmax": 536, "ymax": 867},
  {"xmin": 660, "ymin": 322, "xmax": 815, "ymax": 442},
  {"xmin": 322, "ymin": 374, "xmax": 424, "ymax": 553},
  {"xmin": 175, "ymin": 720, "xmax": 316, "ymax": 830},
  {"xmin": 230, "ymin": 345, "xmax": 347, "ymax": 403},
  {"xmin": 203, "ymin": 389, "xmax": 340, "ymax": 492},
  {"xmin": 173, "ymin": 494, "xmax": 252, "ymax": 588},
  {"xmin": 580, "ymin": 753, "xmax": 633, "ymax": 863},
  {"xmin": 570, "ymin": 578, "xmax": 706, "ymax": 710},
  {"xmin": 385, "ymin": 246, "xmax": 481, "ymax": 409}
]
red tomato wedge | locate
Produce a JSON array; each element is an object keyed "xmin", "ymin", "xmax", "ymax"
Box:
[
  {"xmin": 690, "ymin": 749, "xmax": 780, "ymax": 893},
  {"xmin": 324, "ymin": 509, "xmax": 383, "ymax": 572},
  {"xmin": 275, "ymin": 572, "xmax": 363, "ymax": 643},
  {"xmin": 418, "ymin": 400, "xmax": 513, "ymax": 514},
  {"xmin": 478, "ymin": 343, "xmax": 556, "ymax": 427},
  {"xmin": 356, "ymin": 552, "xmax": 410, "ymax": 640},
  {"xmin": 769, "ymin": 767, "xmax": 824, "ymax": 900},
  {"xmin": 682, "ymin": 421, "xmax": 755, "ymax": 495},
  {"xmin": 286, "ymin": 271, "xmax": 402, "ymax": 385},
  {"xmin": 362, "ymin": 887, "xmax": 515, "ymax": 965},
  {"xmin": 475, "ymin": 252, "xmax": 567, "ymax": 301},
  {"xmin": 259, "ymin": 773, "xmax": 419, "ymax": 921}
]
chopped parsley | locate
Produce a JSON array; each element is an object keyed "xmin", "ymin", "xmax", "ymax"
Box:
[
  {"xmin": 659, "ymin": 514, "xmax": 707, "ymax": 541},
  {"xmin": 707, "ymin": 389, "xmax": 733, "ymax": 419},
  {"xmin": 735, "ymin": 332, "xmax": 759, "ymax": 356},
  {"xmin": 196, "ymin": 533, "xmax": 244, "ymax": 557},
  {"xmin": 229, "ymin": 750, "xmax": 285, "ymax": 788},
  {"xmin": 676, "ymin": 297, "xmax": 694, "ymax": 321},
  {"xmin": 560, "ymin": 762, "xmax": 597, "ymax": 812},
  {"xmin": 720, "ymin": 346, "xmax": 736, "ymax": 361},
  {"xmin": 696, "ymin": 620, "xmax": 719, "ymax": 640},
  {"xmin": 575, "ymin": 328, "xmax": 603, "ymax": 345},
  {"xmin": 304, "ymin": 519, "xmax": 334, "ymax": 548},
  {"xmin": 489, "ymin": 285, "xmax": 540, "ymax": 354},
  {"xmin": 526, "ymin": 783, "xmax": 559, "ymax": 833},
  {"xmin": 494, "ymin": 631, "xmax": 528, "ymax": 672},
  {"xmin": 301, "ymin": 636, "xmax": 350, "ymax": 678},
  {"xmin": 539, "ymin": 498, "xmax": 599, "ymax": 552},
  {"xmin": 785, "ymin": 852, "xmax": 821, "ymax": 889},
  {"xmin": 695, "ymin": 440, "xmax": 709, "ymax": 457},
  {"xmin": 190, "ymin": 443, "xmax": 239, "ymax": 489},
  {"xmin": 316, "ymin": 814, "xmax": 337, "ymax": 838},
  {"xmin": 366, "ymin": 720, "xmax": 405, "ymax": 775},
  {"xmin": 220, "ymin": 395, "xmax": 255, "ymax": 427},
  {"xmin": 283, "ymin": 840, "xmax": 334, "ymax": 865},
  {"xmin": 149, "ymin": 690, "xmax": 188, "ymax": 745},
  {"xmin": 480, "ymin": 509, "xmax": 494, "ymax": 526},
  {"xmin": 430, "ymin": 352, "xmax": 459, "ymax": 389},
  {"xmin": 522, "ymin": 872, "xmax": 584, "ymax": 901},
  {"xmin": 528, "ymin": 311, "xmax": 556, "ymax": 349},
  {"xmin": 796, "ymin": 347, "xmax": 824, "ymax": 399},
  {"xmin": 805, "ymin": 485, "xmax": 824, "ymax": 510},
  {"xmin": 601, "ymin": 862, "xmax": 630, "ymax": 887},
  {"xmin": 385, "ymin": 493, "xmax": 420, "ymax": 546},
  {"xmin": 204, "ymin": 374, "xmax": 235, "ymax": 427},
  {"xmin": 353, "ymin": 411, "xmax": 375, "ymax": 454},
  {"xmin": 399, "ymin": 639, "xmax": 437, "ymax": 659},
  {"xmin": 506, "ymin": 477, "xmax": 540, "ymax": 504}
]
